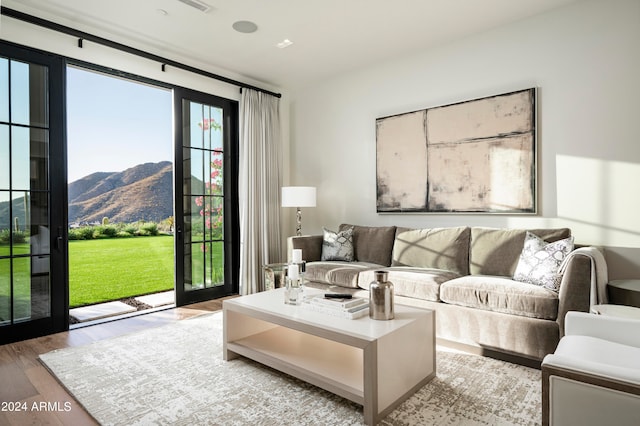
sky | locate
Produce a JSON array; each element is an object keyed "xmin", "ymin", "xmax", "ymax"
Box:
[{"xmin": 66, "ymin": 66, "xmax": 173, "ymax": 182}]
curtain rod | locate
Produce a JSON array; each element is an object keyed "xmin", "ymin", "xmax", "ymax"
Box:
[{"xmin": 0, "ymin": 6, "xmax": 282, "ymax": 98}]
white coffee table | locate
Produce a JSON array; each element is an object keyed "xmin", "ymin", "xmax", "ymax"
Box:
[{"xmin": 223, "ymin": 288, "xmax": 435, "ymax": 425}]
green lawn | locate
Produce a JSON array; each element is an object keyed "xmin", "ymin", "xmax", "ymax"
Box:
[
  {"xmin": 69, "ymin": 236, "xmax": 175, "ymax": 307},
  {"xmin": 2, "ymin": 235, "xmax": 224, "ymax": 313}
]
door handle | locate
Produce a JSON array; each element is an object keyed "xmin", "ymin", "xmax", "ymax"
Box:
[{"xmin": 55, "ymin": 226, "xmax": 64, "ymax": 251}]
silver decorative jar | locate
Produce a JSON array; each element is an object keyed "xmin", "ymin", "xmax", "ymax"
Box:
[{"xmin": 369, "ymin": 270, "xmax": 394, "ymax": 320}]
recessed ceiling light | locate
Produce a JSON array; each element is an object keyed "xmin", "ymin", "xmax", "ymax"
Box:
[
  {"xmin": 232, "ymin": 21, "xmax": 258, "ymax": 34},
  {"xmin": 277, "ymin": 39, "xmax": 293, "ymax": 49}
]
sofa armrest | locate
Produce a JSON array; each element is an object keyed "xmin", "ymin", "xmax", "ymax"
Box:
[
  {"xmin": 287, "ymin": 235, "xmax": 323, "ymax": 262},
  {"xmin": 556, "ymin": 253, "xmax": 593, "ymax": 336},
  {"xmin": 565, "ymin": 311, "xmax": 640, "ymax": 348}
]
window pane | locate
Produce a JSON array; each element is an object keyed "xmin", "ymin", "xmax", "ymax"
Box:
[
  {"xmin": 186, "ymin": 101, "xmax": 202, "ymax": 149},
  {"xmin": 204, "ymin": 241, "xmax": 213, "ymax": 287},
  {"xmin": 210, "ymin": 150, "xmax": 223, "ymax": 196},
  {"xmin": 201, "ymin": 196, "xmax": 213, "ymax": 241},
  {"xmin": 0, "ymin": 191, "xmax": 8, "ymax": 252},
  {"xmin": 211, "ymin": 108, "xmax": 224, "ymax": 151},
  {"xmin": 188, "ymin": 195, "xmax": 203, "ymax": 243},
  {"xmin": 0, "ymin": 259, "xmax": 9, "ymax": 324},
  {"xmin": 10, "ymin": 127, "xmax": 48, "ymax": 192},
  {"xmin": 10, "ymin": 60, "xmax": 48, "ymax": 127},
  {"xmin": 13, "ymin": 257, "xmax": 30, "ymax": 322},
  {"xmin": 30, "ymin": 193, "xmax": 49, "ymax": 256},
  {"xmin": 188, "ymin": 148, "xmax": 205, "ymax": 194},
  {"xmin": 30, "ymin": 128, "xmax": 49, "ymax": 192},
  {"xmin": 210, "ymin": 241, "xmax": 224, "ymax": 286},
  {"xmin": 183, "ymin": 242, "xmax": 193, "ymax": 284},
  {"xmin": 182, "ymin": 148, "xmax": 193, "ymax": 195},
  {"xmin": 0, "ymin": 58, "xmax": 8, "ymax": 123},
  {"xmin": 207, "ymin": 106, "xmax": 223, "ymax": 151},
  {"xmin": 12, "ymin": 193, "xmax": 30, "ymax": 256},
  {"xmin": 189, "ymin": 242, "xmax": 205, "ymax": 290},
  {"xmin": 30, "ymin": 261, "xmax": 50, "ymax": 320},
  {"xmin": 210, "ymin": 196, "xmax": 223, "ymax": 240},
  {"xmin": 11, "ymin": 126, "xmax": 30, "ymax": 190},
  {"xmin": 10, "ymin": 60, "xmax": 30, "ymax": 126},
  {"xmin": 0, "ymin": 125, "xmax": 8, "ymax": 189}
]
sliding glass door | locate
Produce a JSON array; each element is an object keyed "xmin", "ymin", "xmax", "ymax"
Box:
[
  {"xmin": 174, "ymin": 88, "xmax": 238, "ymax": 305},
  {"xmin": 1, "ymin": 42, "xmax": 240, "ymax": 343},
  {"xmin": 0, "ymin": 42, "xmax": 66, "ymax": 344}
]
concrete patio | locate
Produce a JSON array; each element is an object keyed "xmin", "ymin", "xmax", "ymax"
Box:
[{"xmin": 70, "ymin": 291, "xmax": 175, "ymax": 323}]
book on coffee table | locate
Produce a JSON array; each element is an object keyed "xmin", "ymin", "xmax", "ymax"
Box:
[{"xmin": 302, "ymin": 294, "xmax": 369, "ymax": 319}]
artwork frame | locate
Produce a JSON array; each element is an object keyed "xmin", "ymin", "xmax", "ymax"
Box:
[{"xmin": 376, "ymin": 88, "xmax": 537, "ymax": 214}]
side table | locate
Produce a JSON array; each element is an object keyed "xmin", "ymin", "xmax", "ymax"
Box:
[
  {"xmin": 607, "ymin": 279, "xmax": 640, "ymax": 308},
  {"xmin": 263, "ymin": 263, "xmax": 288, "ymax": 291},
  {"xmin": 590, "ymin": 304, "xmax": 640, "ymax": 320}
]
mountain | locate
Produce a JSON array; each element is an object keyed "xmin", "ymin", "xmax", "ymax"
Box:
[
  {"xmin": 68, "ymin": 161, "xmax": 173, "ymax": 224},
  {"xmin": 0, "ymin": 162, "xmax": 175, "ymax": 229},
  {"xmin": 0, "ymin": 197, "xmax": 27, "ymax": 231}
]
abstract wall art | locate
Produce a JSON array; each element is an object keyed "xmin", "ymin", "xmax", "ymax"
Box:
[{"xmin": 376, "ymin": 88, "xmax": 536, "ymax": 214}]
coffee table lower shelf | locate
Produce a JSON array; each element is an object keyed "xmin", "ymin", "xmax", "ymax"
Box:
[
  {"xmin": 226, "ymin": 326, "xmax": 365, "ymax": 403},
  {"xmin": 223, "ymin": 292, "xmax": 435, "ymax": 425}
]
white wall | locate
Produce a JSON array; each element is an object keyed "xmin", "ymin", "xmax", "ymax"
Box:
[{"xmin": 289, "ymin": 0, "xmax": 640, "ymax": 278}]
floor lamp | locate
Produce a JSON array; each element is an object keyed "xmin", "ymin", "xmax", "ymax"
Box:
[{"xmin": 281, "ymin": 186, "xmax": 316, "ymax": 236}]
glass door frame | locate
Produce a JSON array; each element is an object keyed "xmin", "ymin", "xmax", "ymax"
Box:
[
  {"xmin": 173, "ymin": 87, "xmax": 239, "ymax": 306},
  {"xmin": 0, "ymin": 41, "xmax": 67, "ymax": 344}
]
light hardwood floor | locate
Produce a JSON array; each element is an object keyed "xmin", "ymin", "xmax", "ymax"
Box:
[{"xmin": 0, "ymin": 298, "xmax": 232, "ymax": 425}]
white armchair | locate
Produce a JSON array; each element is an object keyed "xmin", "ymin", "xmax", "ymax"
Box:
[{"xmin": 542, "ymin": 311, "xmax": 640, "ymax": 426}]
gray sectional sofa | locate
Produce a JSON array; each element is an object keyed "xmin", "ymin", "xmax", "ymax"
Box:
[{"xmin": 289, "ymin": 224, "xmax": 603, "ymax": 365}]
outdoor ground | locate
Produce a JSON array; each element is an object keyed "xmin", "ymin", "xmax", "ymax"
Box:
[{"xmin": 69, "ymin": 235, "xmax": 174, "ymax": 307}]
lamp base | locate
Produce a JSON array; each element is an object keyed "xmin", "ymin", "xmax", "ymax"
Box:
[{"xmin": 295, "ymin": 207, "xmax": 302, "ymax": 236}]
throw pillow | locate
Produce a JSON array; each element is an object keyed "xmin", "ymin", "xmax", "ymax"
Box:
[
  {"xmin": 321, "ymin": 227, "xmax": 354, "ymax": 261},
  {"xmin": 513, "ymin": 232, "xmax": 574, "ymax": 292}
]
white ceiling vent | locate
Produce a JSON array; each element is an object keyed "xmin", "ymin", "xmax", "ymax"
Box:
[{"xmin": 176, "ymin": 0, "xmax": 212, "ymax": 13}]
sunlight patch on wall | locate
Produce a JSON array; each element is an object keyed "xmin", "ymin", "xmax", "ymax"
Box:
[{"xmin": 556, "ymin": 155, "xmax": 640, "ymax": 247}]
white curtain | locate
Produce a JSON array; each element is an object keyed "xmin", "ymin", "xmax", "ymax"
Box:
[{"xmin": 238, "ymin": 89, "xmax": 282, "ymax": 295}]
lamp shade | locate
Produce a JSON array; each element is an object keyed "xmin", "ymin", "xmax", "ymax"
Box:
[{"xmin": 281, "ymin": 186, "xmax": 316, "ymax": 208}]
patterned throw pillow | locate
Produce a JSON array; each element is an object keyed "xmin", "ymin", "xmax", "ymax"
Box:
[
  {"xmin": 321, "ymin": 227, "xmax": 354, "ymax": 261},
  {"xmin": 513, "ymin": 232, "xmax": 574, "ymax": 292}
]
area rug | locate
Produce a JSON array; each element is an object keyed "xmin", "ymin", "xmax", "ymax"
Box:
[{"xmin": 40, "ymin": 313, "xmax": 541, "ymax": 425}]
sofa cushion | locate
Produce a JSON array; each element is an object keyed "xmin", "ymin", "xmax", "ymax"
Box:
[
  {"xmin": 392, "ymin": 227, "xmax": 470, "ymax": 276},
  {"xmin": 288, "ymin": 235, "xmax": 323, "ymax": 262},
  {"xmin": 305, "ymin": 261, "xmax": 380, "ymax": 288},
  {"xmin": 321, "ymin": 227, "xmax": 354, "ymax": 261},
  {"xmin": 339, "ymin": 224, "xmax": 396, "ymax": 266},
  {"xmin": 358, "ymin": 267, "xmax": 461, "ymax": 302},
  {"xmin": 440, "ymin": 275, "xmax": 559, "ymax": 320},
  {"xmin": 469, "ymin": 227, "xmax": 572, "ymax": 276},
  {"xmin": 513, "ymin": 232, "xmax": 574, "ymax": 292}
]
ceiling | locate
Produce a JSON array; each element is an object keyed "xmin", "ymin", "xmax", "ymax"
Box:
[{"xmin": 3, "ymin": 0, "xmax": 584, "ymax": 91}]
